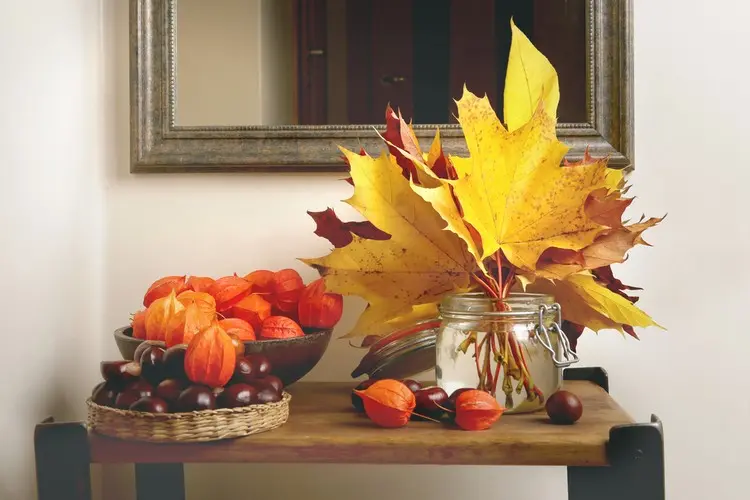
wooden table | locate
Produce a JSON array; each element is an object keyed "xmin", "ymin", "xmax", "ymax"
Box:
[{"xmin": 34, "ymin": 368, "xmax": 665, "ymax": 500}]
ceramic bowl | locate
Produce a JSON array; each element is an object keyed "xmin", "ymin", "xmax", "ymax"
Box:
[{"xmin": 113, "ymin": 326, "xmax": 332, "ymax": 386}]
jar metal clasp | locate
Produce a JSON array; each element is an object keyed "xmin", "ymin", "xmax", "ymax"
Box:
[{"xmin": 534, "ymin": 303, "xmax": 580, "ymax": 368}]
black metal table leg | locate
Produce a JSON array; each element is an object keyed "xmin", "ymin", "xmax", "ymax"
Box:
[
  {"xmin": 34, "ymin": 418, "xmax": 92, "ymax": 500},
  {"xmin": 568, "ymin": 415, "xmax": 665, "ymax": 500},
  {"xmin": 135, "ymin": 463, "xmax": 185, "ymax": 500}
]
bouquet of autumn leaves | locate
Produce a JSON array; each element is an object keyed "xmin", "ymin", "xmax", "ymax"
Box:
[{"xmin": 302, "ymin": 22, "xmax": 662, "ymax": 400}]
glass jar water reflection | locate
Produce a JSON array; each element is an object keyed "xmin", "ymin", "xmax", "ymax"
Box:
[{"xmin": 436, "ymin": 293, "xmax": 578, "ymax": 414}]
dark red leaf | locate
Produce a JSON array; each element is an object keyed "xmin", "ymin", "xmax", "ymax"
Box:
[
  {"xmin": 308, "ymin": 208, "xmax": 391, "ymax": 249},
  {"xmin": 561, "ymin": 320, "xmax": 585, "ymax": 352},
  {"xmin": 384, "ymin": 105, "xmax": 419, "ymax": 181}
]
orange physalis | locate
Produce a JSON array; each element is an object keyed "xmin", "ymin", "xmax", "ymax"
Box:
[
  {"xmin": 165, "ymin": 303, "xmax": 212, "ymax": 347},
  {"xmin": 356, "ymin": 379, "xmax": 415, "ymax": 428},
  {"xmin": 177, "ymin": 290, "xmax": 217, "ymax": 319},
  {"xmin": 454, "ymin": 390, "xmax": 505, "ymax": 431},
  {"xmin": 260, "ymin": 316, "xmax": 304, "ymax": 339},
  {"xmin": 219, "ymin": 317, "xmax": 256, "ymax": 341},
  {"xmin": 186, "ymin": 276, "xmax": 215, "ymax": 294},
  {"xmin": 232, "ymin": 294, "xmax": 272, "ymax": 332},
  {"xmin": 244, "ymin": 270, "xmax": 275, "ymax": 295},
  {"xmin": 270, "ymin": 269, "xmax": 304, "ymax": 314},
  {"xmin": 143, "ymin": 275, "xmax": 188, "ymax": 307},
  {"xmin": 298, "ymin": 278, "xmax": 343, "ymax": 329},
  {"xmin": 209, "ymin": 275, "xmax": 252, "ymax": 312},
  {"xmin": 184, "ymin": 323, "xmax": 236, "ymax": 387},
  {"xmin": 131, "ymin": 310, "xmax": 147, "ymax": 339},
  {"xmin": 144, "ymin": 291, "xmax": 185, "ymax": 341}
]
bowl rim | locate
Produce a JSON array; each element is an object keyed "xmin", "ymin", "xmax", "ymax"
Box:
[{"xmin": 114, "ymin": 325, "xmax": 333, "ymax": 345}]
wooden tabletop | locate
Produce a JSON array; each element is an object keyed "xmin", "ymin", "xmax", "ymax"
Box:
[{"xmin": 89, "ymin": 380, "xmax": 632, "ymax": 467}]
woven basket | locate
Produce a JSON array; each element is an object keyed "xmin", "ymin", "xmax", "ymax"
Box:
[{"xmin": 86, "ymin": 392, "xmax": 291, "ymax": 442}]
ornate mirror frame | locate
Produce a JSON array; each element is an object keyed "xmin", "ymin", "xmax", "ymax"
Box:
[{"xmin": 130, "ymin": 0, "xmax": 633, "ymax": 173}]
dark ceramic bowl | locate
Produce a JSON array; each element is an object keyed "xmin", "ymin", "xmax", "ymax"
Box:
[{"xmin": 113, "ymin": 326, "xmax": 332, "ymax": 386}]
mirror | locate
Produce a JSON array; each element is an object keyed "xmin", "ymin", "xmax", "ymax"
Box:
[
  {"xmin": 131, "ymin": 0, "xmax": 632, "ymax": 172},
  {"xmin": 174, "ymin": 0, "xmax": 587, "ymax": 127}
]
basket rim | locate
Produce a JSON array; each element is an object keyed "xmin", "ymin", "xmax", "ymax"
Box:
[{"xmin": 86, "ymin": 391, "xmax": 291, "ymax": 420}]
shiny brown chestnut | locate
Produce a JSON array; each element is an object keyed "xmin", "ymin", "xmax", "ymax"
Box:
[
  {"xmin": 401, "ymin": 379, "xmax": 423, "ymax": 394},
  {"xmin": 139, "ymin": 346, "xmax": 166, "ymax": 385},
  {"xmin": 413, "ymin": 386, "xmax": 449, "ymax": 420},
  {"xmin": 133, "ymin": 340, "xmax": 166, "ymax": 364},
  {"xmin": 256, "ymin": 375, "xmax": 283, "ymax": 394},
  {"xmin": 114, "ymin": 380, "xmax": 153, "ymax": 410},
  {"xmin": 176, "ymin": 385, "xmax": 216, "ymax": 412},
  {"xmin": 218, "ymin": 384, "xmax": 258, "ymax": 408},
  {"xmin": 545, "ymin": 390, "xmax": 583, "ymax": 425},
  {"xmin": 231, "ymin": 357, "xmax": 257, "ymax": 384},
  {"xmin": 92, "ymin": 382, "xmax": 118, "ymax": 407},
  {"xmin": 100, "ymin": 361, "xmax": 141, "ymax": 388},
  {"xmin": 245, "ymin": 354, "xmax": 272, "ymax": 377},
  {"xmin": 155, "ymin": 378, "xmax": 188, "ymax": 404},
  {"xmin": 162, "ymin": 345, "xmax": 188, "ymax": 380},
  {"xmin": 255, "ymin": 385, "xmax": 282, "ymax": 404},
  {"xmin": 129, "ymin": 396, "xmax": 169, "ymax": 413}
]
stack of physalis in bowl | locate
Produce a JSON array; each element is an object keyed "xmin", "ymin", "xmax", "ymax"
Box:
[{"xmin": 88, "ymin": 269, "xmax": 342, "ymax": 442}]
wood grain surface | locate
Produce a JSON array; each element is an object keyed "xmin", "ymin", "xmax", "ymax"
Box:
[{"xmin": 89, "ymin": 381, "xmax": 632, "ymax": 467}]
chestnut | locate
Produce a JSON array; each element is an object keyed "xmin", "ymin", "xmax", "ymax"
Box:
[
  {"xmin": 245, "ymin": 354, "xmax": 272, "ymax": 377},
  {"xmin": 255, "ymin": 386, "xmax": 282, "ymax": 404},
  {"xmin": 218, "ymin": 383, "xmax": 258, "ymax": 408},
  {"xmin": 92, "ymin": 382, "xmax": 118, "ymax": 407},
  {"xmin": 133, "ymin": 340, "xmax": 165, "ymax": 363},
  {"xmin": 402, "ymin": 379, "xmax": 422, "ymax": 394},
  {"xmin": 445, "ymin": 388, "xmax": 474, "ymax": 412},
  {"xmin": 140, "ymin": 346, "xmax": 166, "ymax": 385},
  {"xmin": 116, "ymin": 380, "xmax": 154, "ymax": 409},
  {"xmin": 231, "ymin": 357, "xmax": 257, "ymax": 384},
  {"xmin": 129, "ymin": 396, "xmax": 169, "ymax": 414},
  {"xmin": 351, "ymin": 379, "xmax": 376, "ymax": 412},
  {"xmin": 115, "ymin": 390, "xmax": 142, "ymax": 410},
  {"xmin": 162, "ymin": 345, "xmax": 188, "ymax": 380},
  {"xmin": 413, "ymin": 386, "xmax": 449, "ymax": 420},
  {"xmin": 256, "ymin": 375, "xmax": 283, "ymax": 394},
  {"xmin": 155, "ymin": 378, "xmax": 187, "ymax": 404},
  {"xmin": 545, "ymin": 390, "xmax": 583, "ymax": 425},
  {"xmin": 100, "ymin": 361, "xmax": 141, "ymax": 388},
  {"xmin": 176, "ymin": 385, "xmax": 216, "ymax": 412}
]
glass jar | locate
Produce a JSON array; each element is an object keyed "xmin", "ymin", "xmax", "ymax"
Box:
[{"xmin": 436, "ymin": 292, "xmax": 578, "ymax": 414}]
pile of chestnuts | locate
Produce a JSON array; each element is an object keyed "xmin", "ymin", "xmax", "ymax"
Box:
[{"xmin": 92, "ymin": 344, "xmax": 283, "ymax": 414}]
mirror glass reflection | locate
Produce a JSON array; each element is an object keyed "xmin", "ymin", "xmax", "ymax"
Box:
[{"xmin": 174, "ymin": 0, "xmax": 587, "ymax": 127}]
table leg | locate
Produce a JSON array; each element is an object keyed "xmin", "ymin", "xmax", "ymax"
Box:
[
  {"xmin": 34, "ymin": 418, "xmax": 91, "ymax": 500},
  {"xmin": 567, "ymin": 415, "xmax": 665, "ymax": 500},
  {"xmin": 135, "ymin": 463, "xmax": 185, "ymax": 500}
]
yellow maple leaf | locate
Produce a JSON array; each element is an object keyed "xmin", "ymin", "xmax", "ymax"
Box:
[
  {"xmin": 451, "ymin": 89, "xmax": 611, "ymax": 270},
  {"xmin": 527, "ymin": 272, "xmax": 661, "ymax": 333},
  {"xmin": 504, "ymin": 19, "xmax": 560, "ymax": 132},
  {"xmin": 350, "ymin": 303, "xmax": 439, "ymax": 339},
  {"xmin": 301, "ymin": 150, "xmax": 477, "ymax": 337}
]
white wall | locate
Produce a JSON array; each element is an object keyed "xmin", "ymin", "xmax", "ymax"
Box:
[
  {"xmin": 1, "ymin": 0, "xmax": 748, "ymax": 498},
  {"xmin": 0, "ymin": 2, "xmax": 106, "ymax": 499}
]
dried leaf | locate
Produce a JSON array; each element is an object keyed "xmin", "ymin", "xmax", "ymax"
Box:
[
  {"xmin": 307, "ymin": 208, "xmax": 390, "ymax": 249},
  {"xmin": 302, "ymin": 151, "xmax": 477, "ymax": 335},
  {"xmin": 504, "ymin": 19, "xmax": 560, "ymax": 132},
  {"xmin": 451, "ymin": 90, "xmax": 609, "ymax": 269},
  {"xmin": 528, "ymin": 272, "xmax": 661, "ymax": 333}
]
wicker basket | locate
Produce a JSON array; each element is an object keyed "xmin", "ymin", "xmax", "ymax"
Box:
[{"xmin": 86, "ymin": 392, "xmax": 291, "ymax": 442}]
